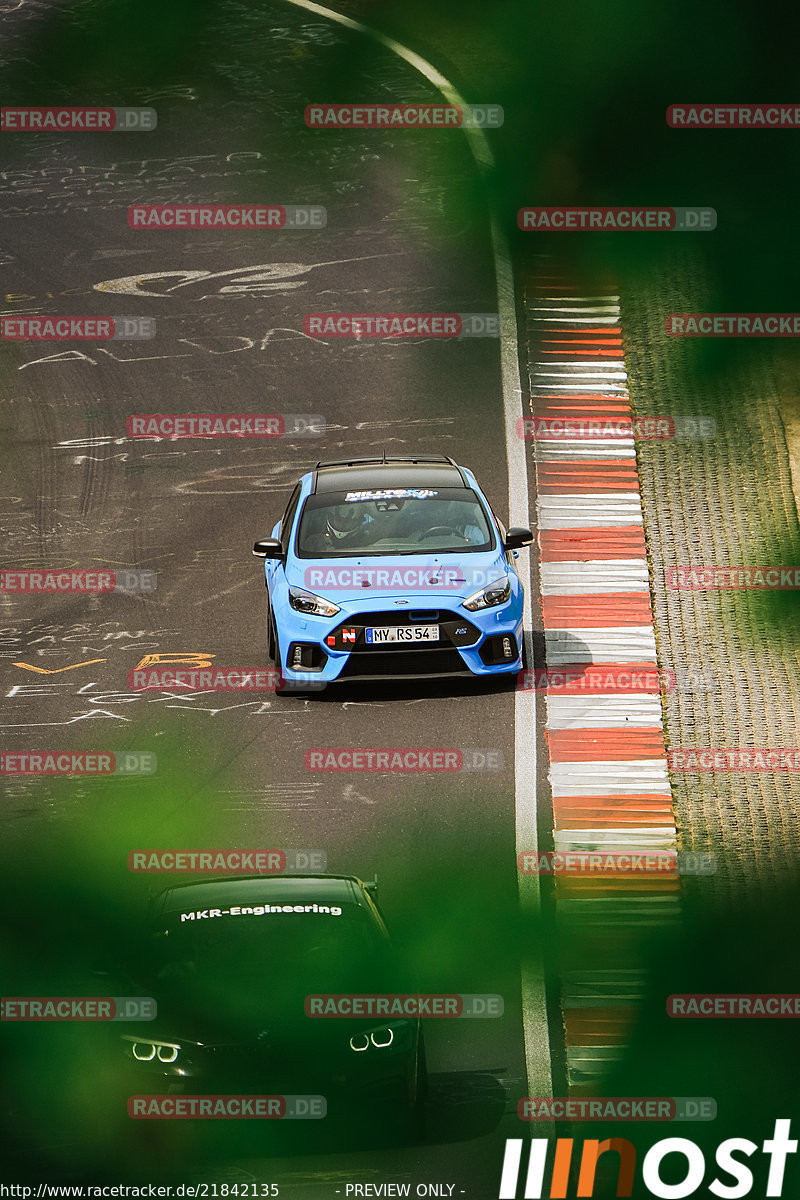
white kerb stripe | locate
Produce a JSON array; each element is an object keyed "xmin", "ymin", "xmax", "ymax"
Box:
[
  {"xmin": 540, "ymin": 561, "xmax": 650, "ymax": 593},
  {"xmin": 554, "ymin": 829, "xmax": 678, "ymax": 852},
  {"xmin": 550, "ymin": 761, "xmax": 670, "ymax": 796},
  {"xmin": 534, "ymin": 442, "xmax": 637, "ymax": 460},
  {"xmin": 537, "ymin": 494, "xmax": 643, "ymax": 527},
  {"xmin": 545, "ymin": 695, "xmax": 664, "ymax": 728},
  {"xmin": 544, "ymin": 628, "xmax": 658, "ymax": 662}
]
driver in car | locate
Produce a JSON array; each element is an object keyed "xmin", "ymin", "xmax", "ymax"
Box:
[
  {"xmin": 459, "ymin": 520, "xmax": 485, "ymax": 544},
  {"xmin": 385, "ymin": 502, "xmax": 485, "ymax": 546},
  {"xmin": 302, "ymin": 503, "xmax": 376, "ymax": 553},
  {"xmin": 427, "ymin": 500, "xmax": 485, "ymax": 545}
]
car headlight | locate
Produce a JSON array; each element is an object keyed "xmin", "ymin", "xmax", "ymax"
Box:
[
  {"xmin": 462, "ymin": 577, "xmax": 511, "ymax": 611},
  {"xmin": 122, "ymin": 1036, "xmax": 181, "ymax": 1063},
  {"xmin": 348, "ymin": 1023, "xmax": 411, "ymax": 1053},
  {"xmin": 288, "ymin": 586, "xmax": 340, "ymax": 617}
]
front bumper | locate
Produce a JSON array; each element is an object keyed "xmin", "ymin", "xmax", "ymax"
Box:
[
  {"xmin": 272, "ymin": 595, "xmax": 524, "ymax": 683},
  {"xmin": 119, "ymin": 1033, "xmax": 419, "ymax": 1110}
]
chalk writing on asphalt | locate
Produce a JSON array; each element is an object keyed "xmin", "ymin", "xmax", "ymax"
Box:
[{"xmin": 2, "ymin": 634, "xmax": 289, "ymax": 724}]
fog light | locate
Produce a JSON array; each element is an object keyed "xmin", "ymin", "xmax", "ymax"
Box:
[{"xmin": 286, "ymin": 642, "xmax": 327, "ymax": 671}]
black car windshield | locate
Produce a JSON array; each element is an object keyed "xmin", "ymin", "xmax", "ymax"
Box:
[
  {"xmin": 153, "ymin": 906, "xmax": 391, "ymax": 998},
  {"xmin": 295, "ymin": 487, "xmax": 495, "ymax": 558}
]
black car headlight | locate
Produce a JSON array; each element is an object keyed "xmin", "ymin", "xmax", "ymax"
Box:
[
  {"xmin": 348, "ymin": 1022, "xmax": 412, "ymax": 1053},
  {"xmin": 122, "ymin": 1036, "xmax": 181, "ymax": 1064},
  {"xmin": 462, "ymin": 576, "xmax": 511, "ymax": 611},
  {"xmin": 288, "ymin": 586, "xmax": 340, "ymax": 618}
]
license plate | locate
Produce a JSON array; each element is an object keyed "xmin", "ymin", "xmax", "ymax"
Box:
[{"xmin": 365, "ymin": 625, "xmax": 440, "ymax": 644}]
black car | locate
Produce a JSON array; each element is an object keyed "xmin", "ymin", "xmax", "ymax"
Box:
[{"xmin": 120, "ymin": 875, "xmax": 426, "ymax": 1135}]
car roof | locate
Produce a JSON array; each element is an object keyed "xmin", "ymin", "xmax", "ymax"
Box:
[
  {"xmin": 311, "ymin": 455, "xmax": 469, "ymax": 494},
  {"xmin": 153, "ymin": 874, "xmax": 370, "ymax": 917}
]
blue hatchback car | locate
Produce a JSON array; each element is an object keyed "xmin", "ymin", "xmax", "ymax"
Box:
[{"xmin": 252, "ymin": 455, "xmax": 532, "ymax": 691}]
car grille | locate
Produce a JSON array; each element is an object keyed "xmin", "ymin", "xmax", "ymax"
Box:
[
  {"xmin": 326, "ymin": 610, "xmax": 480, "ymax": 656},
  {"xmin": 342, "ymin": 609, "xmax": 452, "ymax": 627},
  {"xmin": 338, "ymin": 649, "xmax": 471, "ymax": 679}
]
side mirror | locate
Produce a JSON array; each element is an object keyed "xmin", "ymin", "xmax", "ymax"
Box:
[
  {"xmin": 252, "ymin": 538, "xmax": 284, "ymax": 559},
  {"xmin": 504, "ymin": 526, "xmax": 533, "ymax": 551}
]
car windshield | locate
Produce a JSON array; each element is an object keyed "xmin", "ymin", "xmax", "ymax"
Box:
[
  {"xmin": 143, "ymin": 904, "xmax": 399, "ymax": 1033},
  {"xmin": 295, "ymin": 487, "xmax": 495, "ymax": 558},
  {"xmin": 152, "ymin": 905, "xmax": 391, "ymax": 997}
]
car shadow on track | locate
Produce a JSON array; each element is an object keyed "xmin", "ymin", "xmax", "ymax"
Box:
[
  {"xmin": 314, "ymin": 679, "xmax": 518, "ymax": 704},
  {"xmin": 420, "ymin": 1068, "xmax": 509, "ymax": 1143}
]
